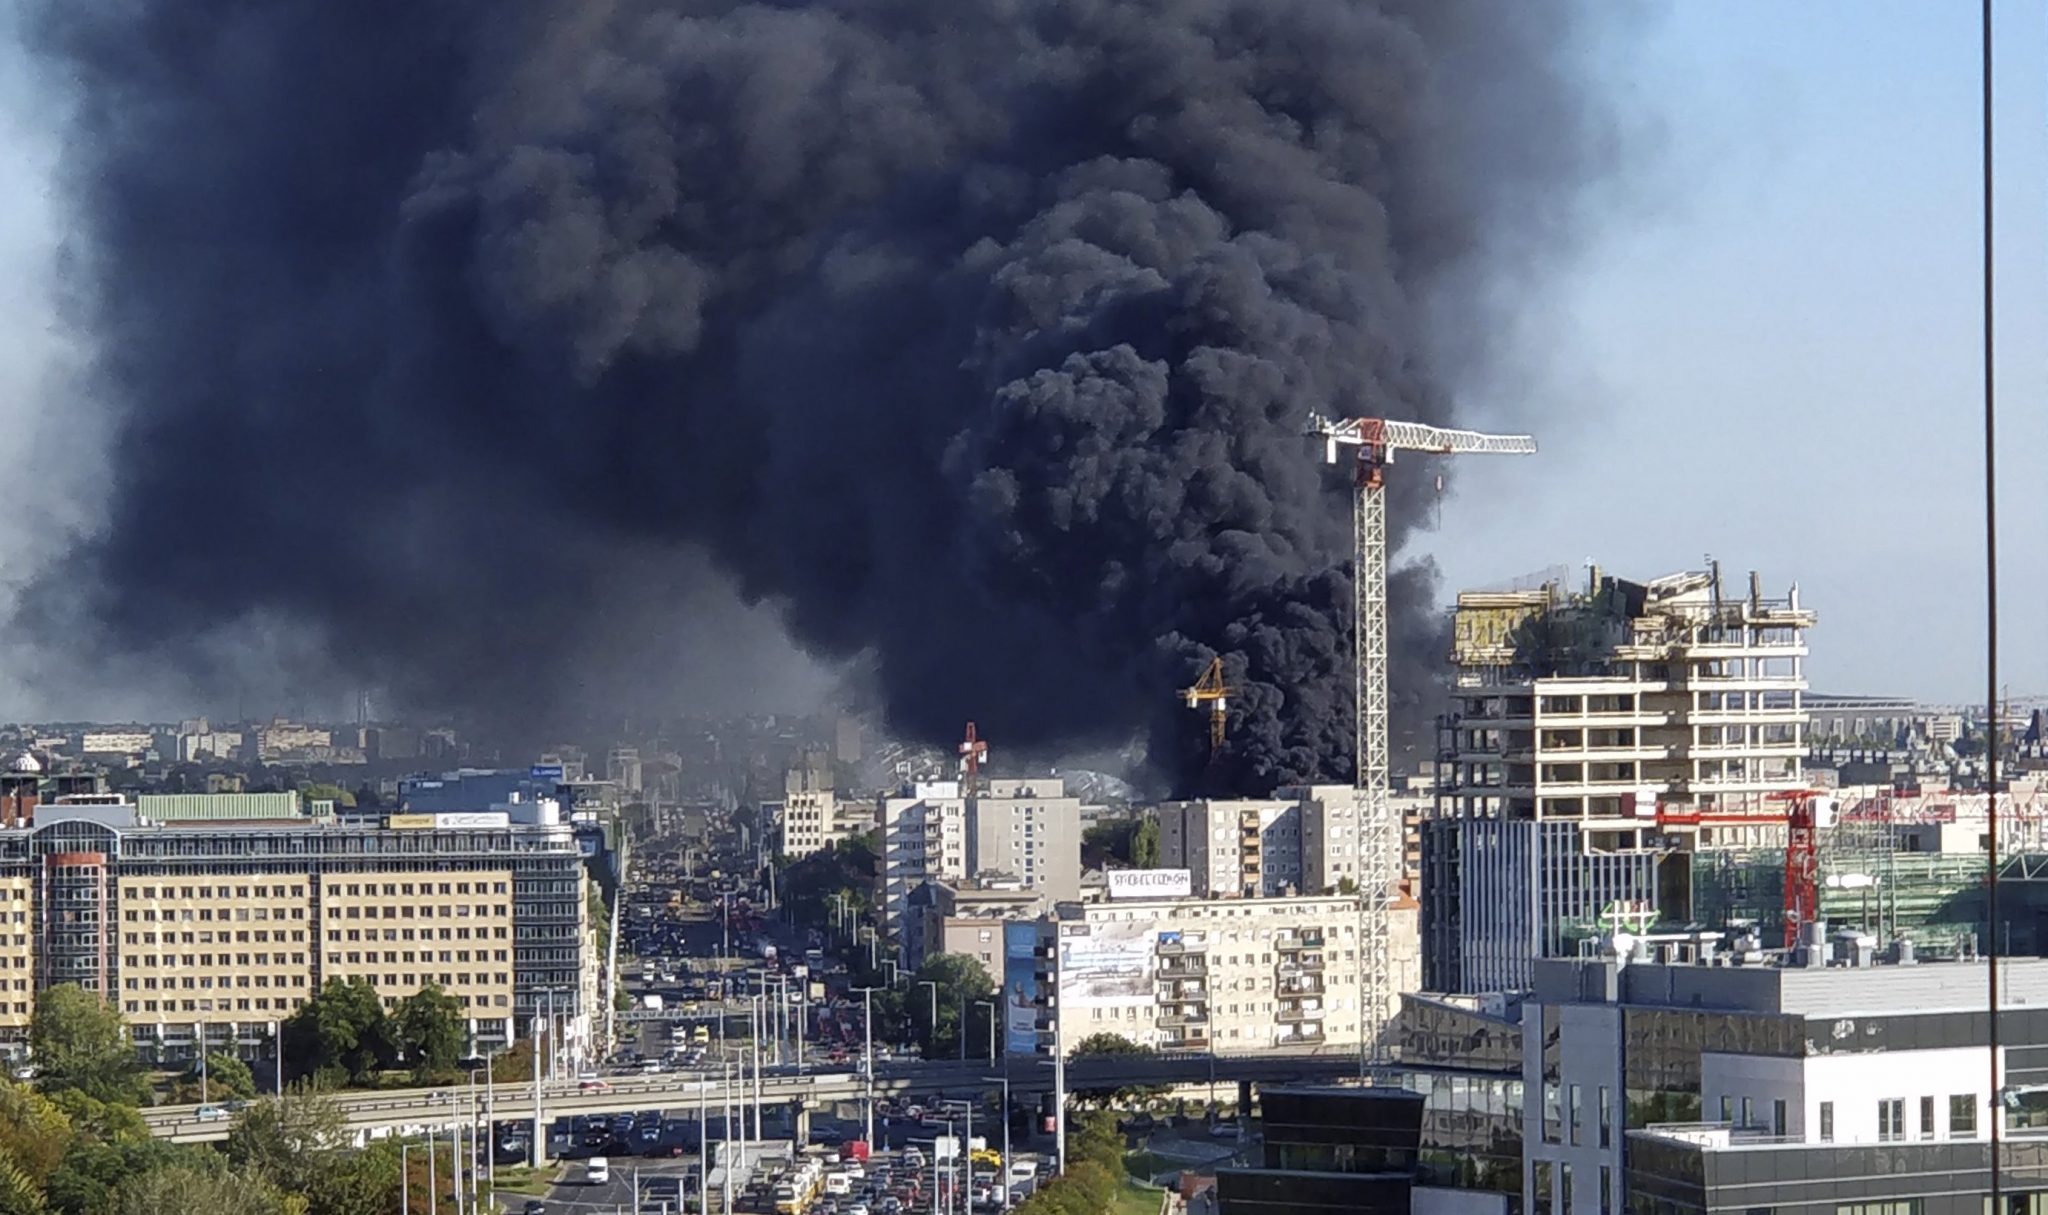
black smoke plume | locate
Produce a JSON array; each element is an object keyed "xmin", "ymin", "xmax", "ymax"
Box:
[{"xmin": 23, "ymin": 1, "xmax": 1618, "ymax": 793}]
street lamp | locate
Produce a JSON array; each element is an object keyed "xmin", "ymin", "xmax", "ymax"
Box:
[
  {"xmin": 852, "ymin": 984, "xmax": 884, "ymax": 1148},
  {"xmin": 973, "ymin": 1001, "xmax": 997, "ymax": 1065},
  {"xmin": 981, "ymin": 1075, "xmax": 1012, "ymax": 1212},
  {"xmin": 916, "ymin": 981, "xmax": 939, "ymax": 1058}
]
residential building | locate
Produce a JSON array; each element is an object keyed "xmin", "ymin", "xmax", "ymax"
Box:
[
  {"xmin": 0, "ymin": 801, "xmax": 591, "ymax": 1068},
  {"xmin": 1156, "ymin": 784, "xmax": 1418, "ymax": 898},
  {"xmin": 969, "ymin": 778, "xmax": 1081, "ymax": 906},
  {"xmin": 878, "ymin": 782, "xmax": 967, "ymax": 936},
  {"xmin": 1527, "ymin": 941, "xmax": 2048, "ymax": 1215},
  {"xmin": 905, "ymin": 878, "xmax": 1047, "ymax": 974},
  {"xmin": 1045, "ymin": 894, "xmax": 1402, "ymax": 1054},
  {"xmin": 1428, "ymin": 565, "xmax": 1815, "ymax": 993},
  {"xmin": 878, "ymin": 776, "xmax": 1078, "ymax": 946},
  {"xmin": 256, "ymin": 720, "xmax": 331, "ymax": 761},
  {"xmin": 778, "ymin": 749, "xmax": 840, "ymax": 861}
]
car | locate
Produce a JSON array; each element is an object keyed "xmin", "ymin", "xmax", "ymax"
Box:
[
  {"xmin": 194, "ymin": 1104, "xmax": 228, "ymax": 1122},
  {"xmin": 586, "ymin": 1156, "xmax": 611, "ymax": 1184},
  {"xmin": 522, "ymin": 1203, "xmax": 548, "ymax": 1215},
  {"xmin": 580, "ymin": 1079, "xmax": 613, "ymax": 1093}
]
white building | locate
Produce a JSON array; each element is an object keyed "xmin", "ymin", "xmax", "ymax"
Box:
[
  {"xmin": 1046, "ymin": 892, "xmax": 1420, "ymax": 1055},
  {"xmin": 1526, "ymin": 946, "xmax": 2042, "ymax": 1213},
  {"xmin": 878, "ymin": 781, "xmax": 967, "ymax": 935},
  {"xmin": 80, "ymin": 730, "xmax": 153, "ymax": 758}
]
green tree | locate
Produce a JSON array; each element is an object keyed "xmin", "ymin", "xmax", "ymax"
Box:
[
  {"xmin": 224, "ymin": 1090, "xmax": 349, "ymax": 1198},
  {"xmin": 0, "ymin": 1081, "xmax": 75, "ymax": 1188},
  {"xmin": 1080, "ymin": 821, "xmax": 1137, "ymax": 869},
  {"xmin": 113, "ymin": 1163, "xmax": 290, "ymax": 1215},
  {"xmin": 393, "ymin": 984, "xmax": 466, "ymax": 1082},
  {"xmin": 167, "ymin": 1053, "xmax": 255, "ymax": 1105},
  {"xmin": 29, "ymin": 987, "xmax": 144, "ymax": 1104},
  {"xmin": 46, "ymin": 1140, "xmax": 211, "ymax": 1215},
  {"xmin": 301, "ymin": 1136, "xmax": 401, "ymax": 1215},
  {"xmin": 1130, "ymin": 818, "xmax": 1162, "ymax": 869},
  {"xmin": 908, "ymin": 954, "xmax": 995, "ymax": 1060},
  {"xmin": 1068, "ymin": 1033, "xmax": 1164, "ymax": 1107},
  {"xmin": 296, "ymin": 782, "xmax": 356, "ymax": 808},
  {"xmin": 490, "ymin": 1037, "xmax": 536, "ymax": 1084},
  {"xmin": 46, "ymin": 1090, "xmax": 148, "ymax": 1145},
  {"xmin": 281, "ymin": 979, "xmax": 391, "ymax": 1087}
]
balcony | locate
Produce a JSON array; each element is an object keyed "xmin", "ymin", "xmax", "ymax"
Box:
[
  {"xmin": 1277, "ymin": 956, "xmax": 1326, "ymax": 975},
  {"xmin": 1158, "ymin": 958, "xmax": 1208, "ymax": 977},
  {"xmin": 1277, "ymin": 1004, "xmax": 1322, "ymax": 1024},
  {"xmin": 1275, "ymin": 934, "xmax": 1326, "ymax": 952},
  {"xmin": 1156, "ymin": 940, "xmax": 1207, "ymax": 957},
  {"xmin": 1284, "ymin": 1028, "xmax": 1325, "ymax": 1044},
  {"xmin": 1157, "ymin": 980, "xmax": 1207, "ymax": 999},
  {"xmin": 1158, "ymin": 1011, "xmax": 1209, "ymax": 1029},
  {"xmin": 1277, "ymin": 978, "xmax": 1323, "ymax": 996}
]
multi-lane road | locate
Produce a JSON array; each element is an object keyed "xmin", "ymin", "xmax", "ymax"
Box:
[{"xmin": 142, "ymin": 1050, "xmax": 1365, "ymax": 1143}]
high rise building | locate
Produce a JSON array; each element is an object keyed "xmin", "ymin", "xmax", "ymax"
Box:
[
  {"xmin": 1426, "ymin": 565, "xmax": 1814, "ymax": 993},
  {"xmin": 878, "ymin": 782, "xmax": 967, "ymax": 936},
  {"xmin": 778, "ymin": 748, "xmax": 841, "ymax": 861},
  {"xmin": 968, "ymin": 778, "xmax": 1080, "ymax": 906}
]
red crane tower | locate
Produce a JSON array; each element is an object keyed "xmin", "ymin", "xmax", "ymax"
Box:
[
  {"xmin": 959, "ymin": 722, "xmax": 989, "ymax": 797},
  {"xmin": 1772, "ymin": 789, "xmax": 1829, "ymax": 949}
]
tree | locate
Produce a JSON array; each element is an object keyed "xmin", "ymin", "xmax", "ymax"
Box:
[
  {"xmin": 490, "ymin": 1037, "xmax": 535, "ymax": 1084},
  {"xmin": 114, "ymin": 1163, "xmax": 289, "ymax": 1215},
  {"xmin": 297, "ymin": 782, "xmax": 356, "ymax": 808},
  {"xmin": 908, "ymin": 955, "xmax": 995, "ymax": 1060},
  {"xmin": 46, "ymin": 1139, "xmax": 213, "ymax": 1215},
  {"xmin": 225, "ymin": 1090, "xmax": 349, "ymax": 1197},
  {"xmin": 1068, "ymin": 1033, "xmax": 1164, "ymax": 1107},
  {"xmin": 0, "ymin": 1081, "xmax": 74, "ymax": 1188},
  {"xmin": 1130, "ymin": 818, "xmax": 1162, "ymax": 869},
  {"xmin": 281, "ymin": 979, "xmax": 391, "ymax": 1087},
  {"xmin": 1080, "ymin": 821, "xmax": 1136, "ymax": 869},
  {"xmin": 47, "ymin": 1090, "xmax": 148, "ymax": 1145},
  {"xmin": 166, "ymin": 1053, "xmax": 255, "ymax": 1105},
  {"xmin": 30, "ymin": 986, "xmax": 144, "ymax": 1104},
  {"xmin": 394, "ymin": 984, "xmax": 466, "ymax": 1081}
]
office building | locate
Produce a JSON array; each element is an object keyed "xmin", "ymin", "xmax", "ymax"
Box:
[
  {"xmin": 1428, "ymin": 565, "xmax": 1815, "ymax": 993},
  {"xmin": 1218, "ymin": 1087, "xmax": 1426, "ymax": 1215},
  {"xmin": 0, "ymin": 799, "xmax": 592, "ymax": 1066},
  {"xmin": 778, "ymin": 749, "xmax": 842, "ymax": 861},
  {"xmin": 1527, "ymin": 941, "xmax": 2048, "ymax": 1215}
]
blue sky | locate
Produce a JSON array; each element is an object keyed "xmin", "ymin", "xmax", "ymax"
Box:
[
  {"xmin": 0, "ymin": 3, "xmax": 2038, "ymax": 711},
  {"xmin": 1431, "ymin": 1, "xmax": 2047, "ymax": 702}
]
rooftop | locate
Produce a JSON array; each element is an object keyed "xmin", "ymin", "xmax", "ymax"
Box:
[{"xmin": 1538, "ymin": 955, "xmax": 2048, "ymax": 1018}]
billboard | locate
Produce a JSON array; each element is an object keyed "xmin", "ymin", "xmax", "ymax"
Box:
[
  {"xmin": 387, "ymin": 814, "xmax": 435, "ymax": 830},
  {"xmin": 1003, "ymin": 922, "xmax": 1041, "ymax": 1055},
  {"xmin": 1105, "ymin": 869, "xmax": 1192, "ymax": 900},
  {"xmin": 387, "ymin": 811, "xmax": 508, "ymax": 830},
  {"xmin": 1056, "ymin": 919, "xmax": 1157, "ymax": 1007}
]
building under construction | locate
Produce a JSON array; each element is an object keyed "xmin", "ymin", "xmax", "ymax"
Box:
[{"xmin": 1425, "ymin": 564, "xmax": 1817, "ymax": 992}]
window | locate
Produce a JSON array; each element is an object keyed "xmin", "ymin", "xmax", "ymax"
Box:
[
  {"xmin": 1950, "ymin": 1093, "xmax": 1977, "ymax": 1138},
  {"xmin": 1560, "ymin": 1164, "xmax": 1573, "ymax": 1215},
  {"xmin": 1720, "ymin": 1095, "xmax": 1733, "ymax": 1123},
  {"xmin": 1878, "ymin": 1098, "xmax": 1905, "ymax": 1141},
  {"xmin": 1569, "ymin": 1084, "xmax": 1582, "ymax": 1145},
  {"xmin": 1919, "ymin": 1095, "xmax": 1934, "ymax": 1140},
  {"xmin": 1599, "ymin": 1166, "xmax": 1612, "ymax": 1215},
  {"xmin": 1532, "ymin": 1160, "xmax": 1553, "ymax": 1215},
  {"xmin": 1741, "ymin": 1096, "xmax": 1754, "ymax": 1128},
  {"xmin": 1819, "ymin": 1101, "xmax": 1834, "ymax": 1142},
  {"xmin": 1773, "ymin": 1098, "xmax": 1787, "ymax": 1137},
  {"xmin": 1597, "ymin": 1086, "xmax": 1611, "ymax": 1148}
]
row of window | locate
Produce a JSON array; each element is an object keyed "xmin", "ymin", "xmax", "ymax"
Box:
[
  {"xmin": 1542, "ymin": 1082, "xmax": 1616, "ymax": 1149},
  {"xmin": 1528, "ymin": 1158, "xmax": 1612, "ymax": 1215},
  {"xmin": 124, "ymin": 930, "xmax": 306, "ymax": 945},
  {"xmin": 326, "ymin": 962, "xmax": 508, "ymax": 987},
  {"xmin": 132, "ymin": 884, "xmax": 305, "ymax": 899},
  {"xmin": 123, "ymin": 974, "xmax": 306, "ymax": 989},
  {"xmin": 329, "ymin": 926, "xmax": 506, "ymax": 942},
  {"xmin": 123, "ymin": 955, "xmax": 309, "ymax": 971},
  {"xmin": 334, "ymin": 903, "xmax": 504, "ymax": 919},
  {"xmin": 129, "ymin": 907, "xmax": 306, "ymax": 922},
  {"xmin": 1862, "ymin": 1093, "xmax": 1977, "ymax": 1142}
]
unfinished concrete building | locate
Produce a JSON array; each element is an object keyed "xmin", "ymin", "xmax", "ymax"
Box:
[{"xmin": 1425, "ymin": 564, "xmax": 1816, "ymax": 992}]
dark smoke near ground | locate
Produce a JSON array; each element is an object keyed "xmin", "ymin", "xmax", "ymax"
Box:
[{"xmin": 23, "ymin": 1, "xmax": 1619, "ymax": 794}]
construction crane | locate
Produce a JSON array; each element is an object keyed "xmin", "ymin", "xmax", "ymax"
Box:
[
  {"xmin": 1181, "ymin": 657, "xmax": 1235, "ymax": 755},
  {"xmin": 1649, "ymin": 789, "xmax": 1836, "ymax": 949},
  {"xmin": 958, "ymin": 722, "xmax": 989, "ymax": 797},
  {"xmin": 1307, "ymin": 413, "xmax": 1535, "ymax": 1073}
]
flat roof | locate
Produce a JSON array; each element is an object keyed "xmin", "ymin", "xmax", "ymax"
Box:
[{"xmin": 1542, "ymin": 957, "xmax": 2048, "ymax": 1018}]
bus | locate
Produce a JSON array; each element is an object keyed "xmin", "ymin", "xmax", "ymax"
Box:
[{"xmin": 774, "ymin": 1159, "xmax": 825, "ymax": 1214}]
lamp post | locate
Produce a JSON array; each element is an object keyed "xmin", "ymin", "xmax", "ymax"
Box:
[
  {"xmin": 852, "ymin": 984, "xmax": 883, "ymax": 1148},
  {"xmin": 401, "ymin": 1141, "xmax": 411, "ymax": 1215},
  {"xmin": 269, "ymin": 1019, "xmax": 282, "ymax": 1094},
  {"xmin": 973, "ymin": 1001, "xmax": 997, "ymax": 1065},
  {"xmin": 981, "ymin": 1075, "xmax": 1012, "ymax": 1212},
  {"xmin": 916, "ymin": 981, "xmax": 939, "ymax": 1058},
  {"xmin": 529, "ymin": 1014, "xmax": 547, "ymax": 1169}
]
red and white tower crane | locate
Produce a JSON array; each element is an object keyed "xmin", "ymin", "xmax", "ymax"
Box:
[
  {"xmin": 959, "ymin": 722, "xmax": 989, "ymax": 797},
  {"xmin": 1307, "ymin": 413, "xmax": 1536, "ymax": 1070}
]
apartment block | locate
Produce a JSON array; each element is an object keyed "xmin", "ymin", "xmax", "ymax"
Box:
[
  {"xmin": 905, "ymin": 878, "xmax": 1047, "ymax": 975},
  {"xmin": 777, "ymin": 748, "xmax": 843, "ymax": 861},
  {"xmin": 1157, "ymin": 784, "xmax": 1410, "ymax": 899},
  {"xmin": 1047, "ymin": 894, "xmax": 1412, "ymax": 1054},
  {"xmin": 1428, "ymin": 565, "xmax": 1815, "ymax": 994},
  {"xmin": 0, "ymin": 802, "xmax": 591, "ymax": 1063},
  {"xmin": 878, "ymin": 782, "xmax": 967, "ymax": 936},
  {"xmin": 968, "ymin": 778, "xmax": 1080, "ymax": 906}
]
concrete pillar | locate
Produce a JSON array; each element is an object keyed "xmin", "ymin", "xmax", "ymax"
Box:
[
  {"xmin": 1236, "ymin": 1080, "xmax": 1253, "ymax": 1118},
  {"xmin": 792, "ymin": 1101, "xmax": 811, "ymax": 1146}
]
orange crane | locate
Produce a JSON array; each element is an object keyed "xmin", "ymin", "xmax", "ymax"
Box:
[
  {"xmin": 958, "ymin": 722, "xmax": 989, "ymax": 797},
  {"xmin": 1181, "ymin": 657, "xmax": 1234, "ymax": 754}
]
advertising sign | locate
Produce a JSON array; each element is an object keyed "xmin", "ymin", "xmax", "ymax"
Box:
[
  {"xmin": 434, "ymin": 812, "xmax": 510, "ymax": 829},
  {"xmin": 387, "ymin": 814, "xmax": 435, "ymax": 830},
  {"xmin": 1056, "ymin": 920, "xmax": 1157, "ymax": 1007},
  {"xmin": 1105, "ymin": 869, "xmax": 1192, "ymax": 900},
  {"xmin": 1002, "ymin": 922, "xmax": 1040, "ymax": 1055}
]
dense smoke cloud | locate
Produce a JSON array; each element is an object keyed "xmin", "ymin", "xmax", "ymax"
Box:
[{"xmin": 22, "ymin": 1, "xmax": 1618, "ymax": 792}]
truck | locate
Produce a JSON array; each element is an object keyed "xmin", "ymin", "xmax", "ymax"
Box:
[{"xmin": 641, "ymin": 994, "xmax": 664, "ymax": 1011}]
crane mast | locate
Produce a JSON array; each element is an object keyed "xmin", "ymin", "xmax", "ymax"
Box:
[{"xmin": 1306, "ymin": 412, "xmax": 1536, "ymax": 1075}]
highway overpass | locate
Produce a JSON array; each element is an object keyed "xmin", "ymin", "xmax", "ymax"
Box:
[{"xmin": 142, "ymin": 1051, "xmax": 1366, "ymax": 1144}]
